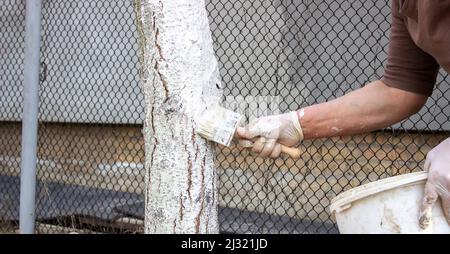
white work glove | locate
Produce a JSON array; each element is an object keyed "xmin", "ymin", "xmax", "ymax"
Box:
[
  {"xmin": 419, "ymin": 137, "xmax": 450, "ymax": 229},
  {"xmin": 235, "ymin": 111, "xmax": 304, "ymax": 158}
]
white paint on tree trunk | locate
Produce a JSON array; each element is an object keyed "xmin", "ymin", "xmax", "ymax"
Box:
[{"xmin": 135, "ymin": 0, "xmax": 222, "ymax": 233}]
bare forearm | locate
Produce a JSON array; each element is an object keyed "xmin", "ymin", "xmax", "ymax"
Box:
[{"xmin": 299, "ymin": 80, "xmax": 427, "ymax": 139}]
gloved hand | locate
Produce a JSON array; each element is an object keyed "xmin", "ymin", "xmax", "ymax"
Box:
[
  {"xmin": 419, "ymin": 137, "xmax": 450, "ymax": 229},
  {"xmin": 235, "ymin": 111, "xmax": 304, "ymax": 158}
]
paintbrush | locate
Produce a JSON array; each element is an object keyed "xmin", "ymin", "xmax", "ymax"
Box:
[{"xmin": 196, "ymin": 104, "xmax": 302, "ymax": 159}]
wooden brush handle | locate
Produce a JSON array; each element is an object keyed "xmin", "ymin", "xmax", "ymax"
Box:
[
  {"xmin": 238, "ymin": 139, "xmax": 302, "ymax": 159},
  {"xmin": 280, "ymin": 145, "xmax": 302, "ymax": 159}
]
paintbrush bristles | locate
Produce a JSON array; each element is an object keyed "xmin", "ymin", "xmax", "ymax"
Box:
[{"xmin": 196, "ymin": 105, "xmax": 243, "ymax": 147}]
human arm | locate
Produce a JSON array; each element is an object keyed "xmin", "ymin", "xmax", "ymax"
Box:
[{"xmin": 236, "ymin": 80, "xmax": 428, "ymax": 157}]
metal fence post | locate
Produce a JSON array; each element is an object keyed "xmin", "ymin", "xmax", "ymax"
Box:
[{"xmin": 20, "ymin": 0, "xmax": 43, "ymax": 234}]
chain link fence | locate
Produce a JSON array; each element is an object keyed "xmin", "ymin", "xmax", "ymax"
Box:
[{"xmin": 1, "ymin": 0, "xmax": 449, "ymax": 234}]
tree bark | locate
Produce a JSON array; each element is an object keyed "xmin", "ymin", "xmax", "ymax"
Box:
[{"xmin": 134, "ymin": 0, "xmax": 221, "ymax": 233}]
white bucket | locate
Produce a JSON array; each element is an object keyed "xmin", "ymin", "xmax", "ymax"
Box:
[{"xmin": 330, "ymin": 171, "xmax": 450, "ymax": 234}]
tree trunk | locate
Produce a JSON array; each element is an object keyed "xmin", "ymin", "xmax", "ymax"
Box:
[{"xmin": 134, "ymin": 0, "xmax": 222, "ymax": 233}]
